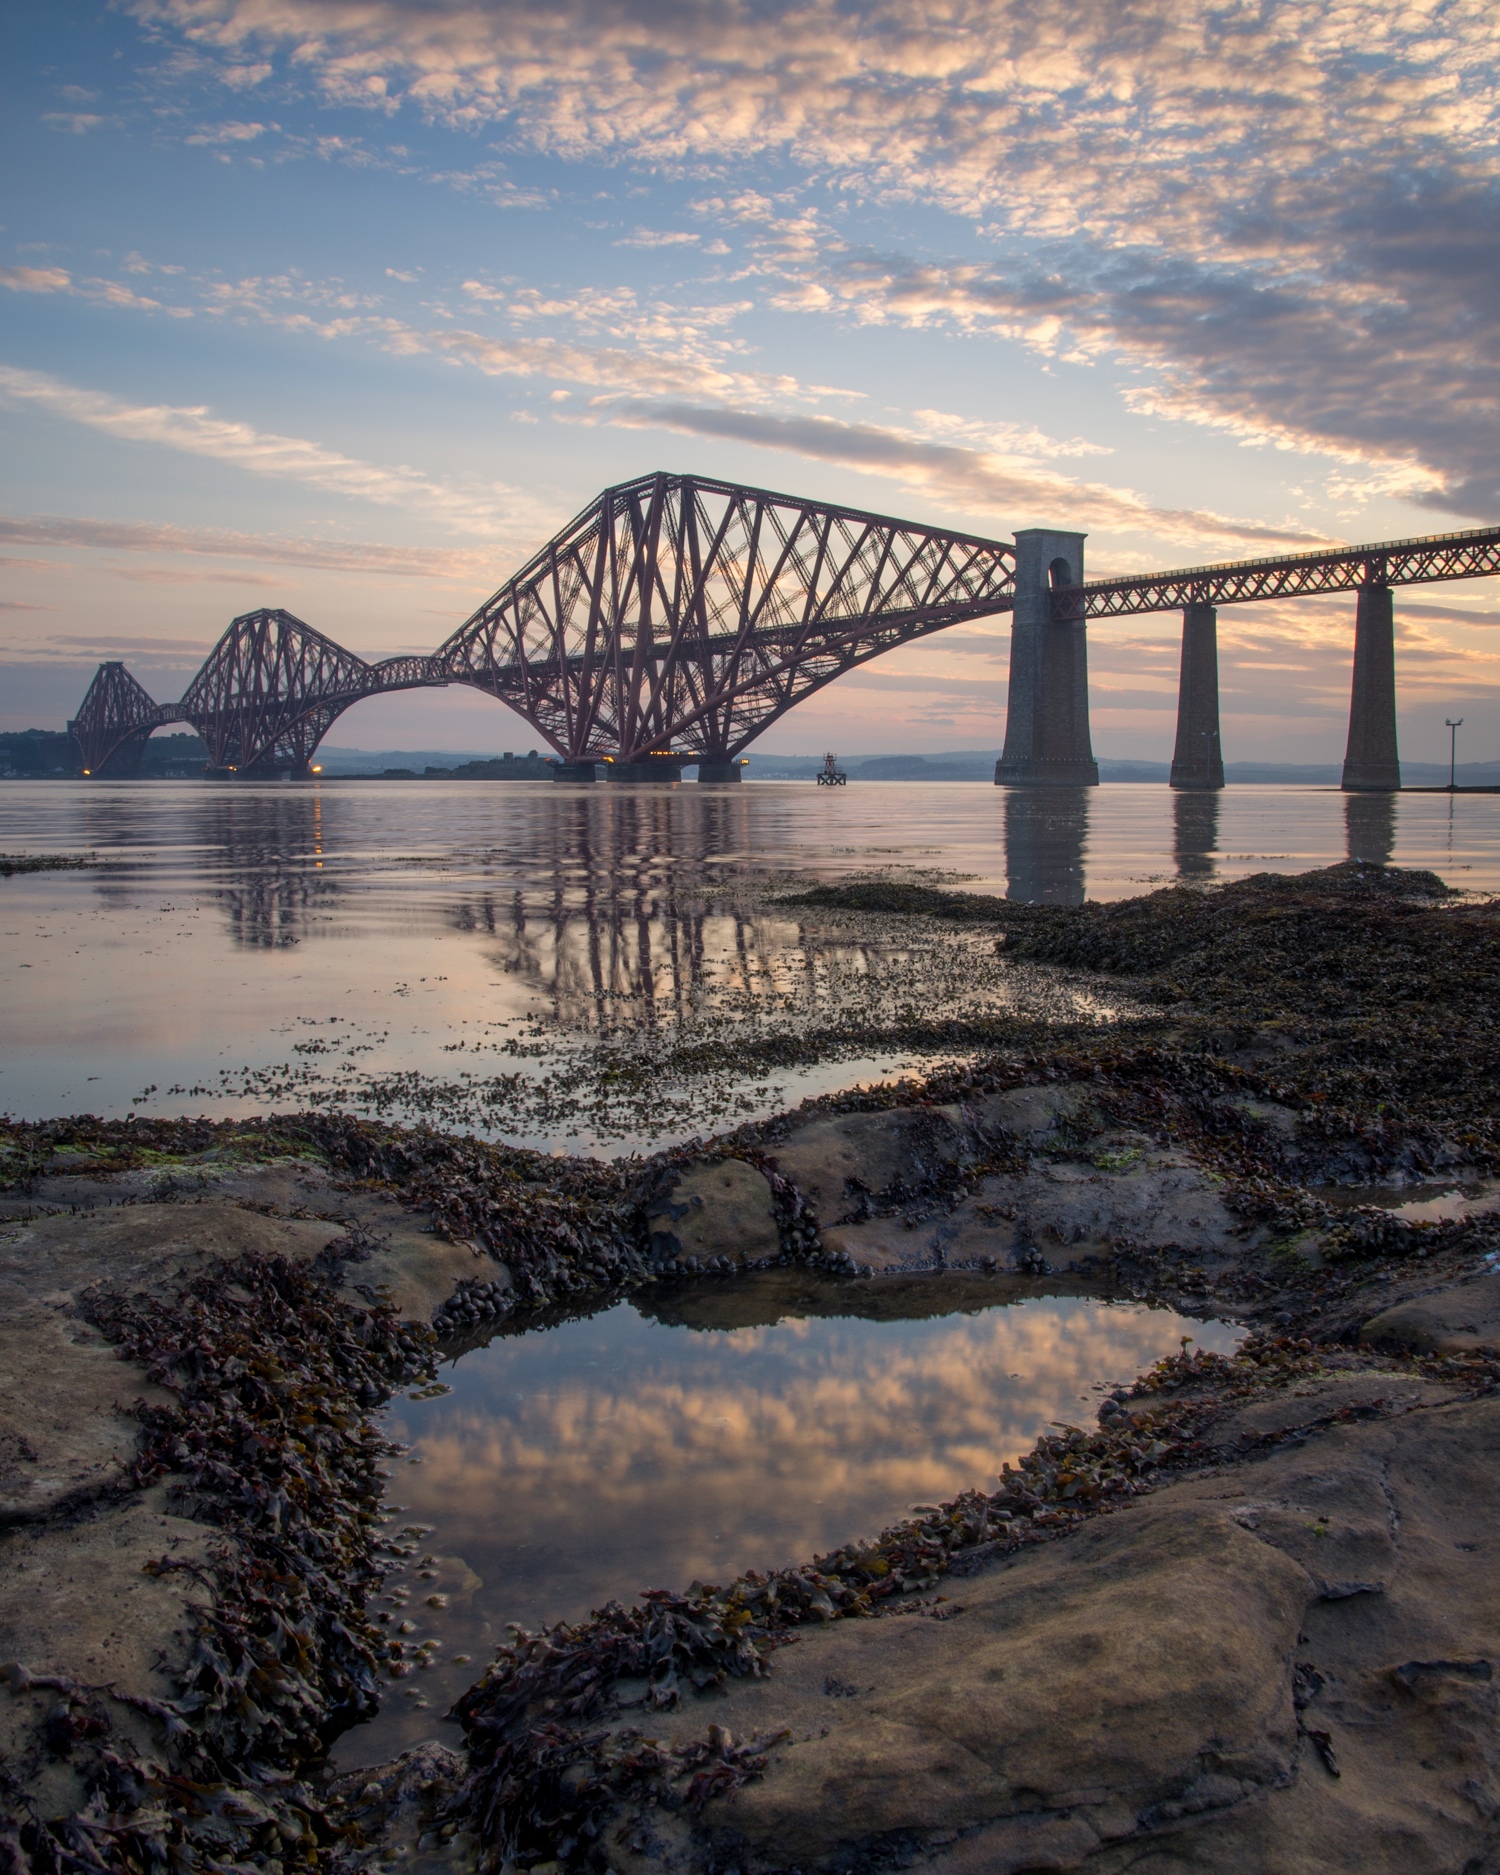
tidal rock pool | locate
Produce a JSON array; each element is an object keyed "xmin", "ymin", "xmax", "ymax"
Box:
[{"xmin": 336, "ymin": 1272, "xmax": 1240, "ymax": 1768}]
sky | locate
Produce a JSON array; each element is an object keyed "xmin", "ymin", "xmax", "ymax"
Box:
[{"xmin": 3, "ymin": 0, "xmax": 1500, "ymax": 761}]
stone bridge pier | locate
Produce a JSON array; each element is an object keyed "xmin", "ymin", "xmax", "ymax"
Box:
[
  {"xmin": 1342, "ymin": 581, "xmax": 1401, "ymax": 790},
  {"xmin": 1169, "ymin": 602, "xmax": 1225, "ymax": 790},
  {"xmin": 994, "ymin": 529, "xmax": 1099, "ymax": 786}
]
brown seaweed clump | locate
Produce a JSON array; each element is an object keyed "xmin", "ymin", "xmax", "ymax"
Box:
[
  {"xmin": 0, "ymin": 854, "xmax": 95, "ymax": 877},
  {"xmin": 5, "ymin": 1254, "xmax": 436, "ymax": 1875}
]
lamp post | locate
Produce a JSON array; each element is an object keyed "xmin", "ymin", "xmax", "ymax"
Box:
[{"xmin": 1446, "ymin": 718, "xmax": 1464, "ymax": 792}]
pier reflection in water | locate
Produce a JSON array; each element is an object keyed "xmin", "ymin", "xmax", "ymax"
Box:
[
  {"xmin": 1346, "ymin": 791, "xmax": 1397, "ymax": 867},
  {"xmin": 1003, "ymin": 788, "xmax": 1089, "ymax": 905},
  {"xmin": 339, "ymin": 1273, "xmax": 1240, "ymax": 1769},
  {"xmin": 1173, "ymin": 791, "xmax": 1220, "ymax": 881}
]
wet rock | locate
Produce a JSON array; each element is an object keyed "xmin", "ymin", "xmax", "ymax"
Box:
[
  {"xmin": 818, "ymin": 1218, "xmax": 957, "ymax": 1274},
  {"xmin": 664, "ymin": 1395, "xmax": 1500, "ymax": 1875},
  {"xmin": 968, "ymin": 1082, "xmax": 1090, "ymax": 1146},
  {"xmin": 0, "ymin": 1483, "xmax": 220, "ymax": 1820},
  {"xmin": 1216, "ymin": 1092, "xmax": 1302, "ymax": 1142},
  {"xmin": 822, "ymin": 1150, "xmax": 1255, "ymax": 1276},
  {"xmin": 4, "ymin": 1196, "xmax": 498, "ymax": 1330},
  {"xmin": 771, "ymin": 1107, "xmax": 970, "ymax": 1224},
  {"xmin": 1210, "ymin": 1371, "xmax": 1461, "ymax": 1452},
  {"xmin": 647, "ymin": 1160, "xmax": 780, "ymax": 1268},
  {"xmin": 327, "ymin": 1740, "xmax": 469, "ymax": 1864},
  {"xmin": 982, "ymin": 1153, "xmax": 1252, "ymax": 1266},
  {"xmin": 0, "ymin": 1305, "xmax": 171, "ymax": 1526},
  {"xmin": 1358, "ymin": 1273, "xmax": 1500, "ymax": 1355},
  {"xmin": 2, "ymin": 1198, "xmax": 346, "ymax": 1300},
  {"xmin": 678, "ymin": 1499, "xmax": 1316, "ymax": 1866}
]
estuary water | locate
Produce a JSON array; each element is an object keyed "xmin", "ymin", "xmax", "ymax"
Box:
[{"xmin": 1, "ymin": 779, "xmax": 1496, "ymax": 1151}]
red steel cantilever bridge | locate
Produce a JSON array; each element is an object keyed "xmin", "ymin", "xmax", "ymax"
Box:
[{"xmin": 67, "ymin": 471, "xmax": 1500, "ymax": 790}]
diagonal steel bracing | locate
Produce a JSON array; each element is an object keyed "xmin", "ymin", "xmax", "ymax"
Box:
[
  {"xmin": 435, "ymin": 473, "xmax": 1018, "ymax": 761},
  {"xmin": 64, "ymin": 480, "xmax": 1500, "ymax": 780},
  {"xmin": 68, "ymin": 662, "xmax": 170, "ymax": 775},
  {"xmin": 1057, "ymin": 524, "xmax": 1500, "ymax": 619}
]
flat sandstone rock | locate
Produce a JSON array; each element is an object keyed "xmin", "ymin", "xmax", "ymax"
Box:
[
  {"xmin": 0, "ymin": 1484, "xmax": 221, "ymax": 1820},
  {"xmin": 1359, "ymin": 1271, "xmax": 1500, "ymax": 1355},
  {"xmin": 821, "ymin": 1153, "xmax": 1249, "ymax": 1274},
  {"xmin": 627, "ymin": 1395, "xmax": 1500, "ymax": 1875},
  {"xmin": 770, "ymin": 1107, "xmax": 969, "ymax": 1224}
]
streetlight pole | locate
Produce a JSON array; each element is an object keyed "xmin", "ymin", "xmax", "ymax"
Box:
[{"xmin": 1446, "ymin": 718, "xmax": 1464, "ymax": 792}]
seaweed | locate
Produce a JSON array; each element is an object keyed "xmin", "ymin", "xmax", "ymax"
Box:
[
  {"xmin": 0, "ymin": 854, "xmax": 95, "ymax": 877},
  {"xmin": 6, "ymin": 1254, "xmax": 437, "ymax": 1875}
]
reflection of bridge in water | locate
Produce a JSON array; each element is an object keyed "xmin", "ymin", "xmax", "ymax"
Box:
[
  {"xmin": 443, "ymin": 789, "xmax": 946, "ymax": 1037},
  {"xmin": 125, "ymin": 778, "xmax": 1417, "ymax": 974},
  {"xmin": 446, "ymin": 791, "xmax": 798, "ymax": 1036},
  {"xmin": 1003, "ymin": 789, "xmax": 1403, "ymax": 906},
  {"xmin": 66, "ymin": 471, "xmax": 1500, "ymax": 794}
]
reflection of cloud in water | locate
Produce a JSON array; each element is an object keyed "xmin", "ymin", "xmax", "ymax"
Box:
[
  {"xmin": 340, "ymin": 1288, "xmax": 1237, "ymax": 1769},
  {"xmin": 389, "ymin": 1293, "xmax": 1237, "ymax": 1618}
]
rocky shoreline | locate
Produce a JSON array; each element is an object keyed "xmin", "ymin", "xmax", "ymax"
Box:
[{"xmin": 4, "ymin": 860, "xmax": 1500, "ymax": 1873}]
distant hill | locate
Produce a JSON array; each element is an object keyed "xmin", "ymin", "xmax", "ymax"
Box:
[
  {"xmin": 6, "ymin": 732, "xmax": 1498, "ymax": 786},
  {"xmin": 314, "ymin": 744, "xmax": 532, "ymax": 774}
]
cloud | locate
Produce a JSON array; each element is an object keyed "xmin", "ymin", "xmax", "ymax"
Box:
[
  {"xmin": 0, "ymin": 265, "xmax": 189, "ymax": 316},
  {"xmin": 593, "ymin": 399, "xmax": 1326, "ymax": 552},
  {"xmin": 614, "ymin": 229, "xmax": 700, "ymax": 248},
  {"xmin": 0, "ymin": 364, "xmax": 526, "ymax": 534},
  {"xmin": 124, "ymin": 0, "xmax": 1500, "ymax": 516},
  {"xmin": 407, "ymin": 321, "xmax": 795, "ymax": 405},
  {"xmin": 42, "ymin": 112, "xmax": 104, "ymax": 134},
  {"xmin": 0, "ymin": 513, "xmax": 499, "ymax": 579},
  {"xmin": 1400, "ymin": 602, "xmax": 1500, "ymax": 627},
  {"xmin": 50, "ymin": 633, "xmax": 216, "ymax": 656},
  {"xmin": 0, "ymin": 630, "xmax": 223, "ymax": 670},
  {"xmin": 185, "ymin": 118, "xmax": 273, "ymax": 143},
  {"xmin": 0, "ymin": 267, "xmax": 74, "ymax": 294},
  {"xmin": 107, "ymin": 566, "xmax": 285, "ymax": 585}
]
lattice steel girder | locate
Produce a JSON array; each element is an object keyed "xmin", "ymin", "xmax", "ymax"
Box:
[
  {"xmin": 1059, "ymin": 524, "xmax": 1500, "ymax": 620},
  {"xmin": 180, "ymin": 609, "xmax": 377, "ymax": 769},
  {"xmin": 175, "ymin": 611, "xmax": 443, "ymax": 770},
  {"xmin": 67, "ymin": 662, "xmax": 178, "ymax": 774},
  {"xmin": 436, "ymin": 472, "xmax": 1016, "ymax": 760}
]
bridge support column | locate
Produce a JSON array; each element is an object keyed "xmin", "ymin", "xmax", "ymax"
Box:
[
  {"xmin": 1169, "ymin": 603, "xmax": 1225, "ymax": 789},
  {"xmin": 1341, "ymin": 583, "xmax": 1401, "ymax": 791},
  {"xmin": 607, "ymin": 756, "xmax": 683, "ymax": 783},
  {"xmin": 551, "ymin": 761, "xmax": 599, "ymax": 783},
  {"xmin": 994, "ymin": 529, "xmax": 1098, "ymax": 786},
  {"xmin": 696, "ymin": 760, "xmax": 742, "ymax": 783}
]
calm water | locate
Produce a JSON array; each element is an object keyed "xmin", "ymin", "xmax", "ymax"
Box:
[
  {"xmin": 337, "ymin": 1274, "xmax": 1240, "ymax": 1768},
  {"xmin": 1, "ymin": 780, "xmax": 1495, "ymax": 1149}
]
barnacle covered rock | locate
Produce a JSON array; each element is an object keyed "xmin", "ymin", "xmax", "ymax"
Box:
[{"xmin": 646, "ymin": 1160, "xmax": 780, "ymax": 1270}]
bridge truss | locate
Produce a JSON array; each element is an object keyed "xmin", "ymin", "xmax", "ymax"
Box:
[
  {"xmin": 70, "ymin": 474, "xmax": 1017, "ymax": 774},
  {"xmin": 1059, "ymin": 524, "xmax": 1500, "ymax": 619},
  {"xmin": 65, "ymin": 477, "xmax": 1500, "ymax": 778},
  {"xmin": 437, "ymin": 473, "xmax": 1017, "ymax": 762}
]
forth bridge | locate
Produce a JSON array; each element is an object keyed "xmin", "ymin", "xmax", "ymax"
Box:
[{"xmin": 67, "ymin": 471, "xmax": 1500, "ymax": 792}]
